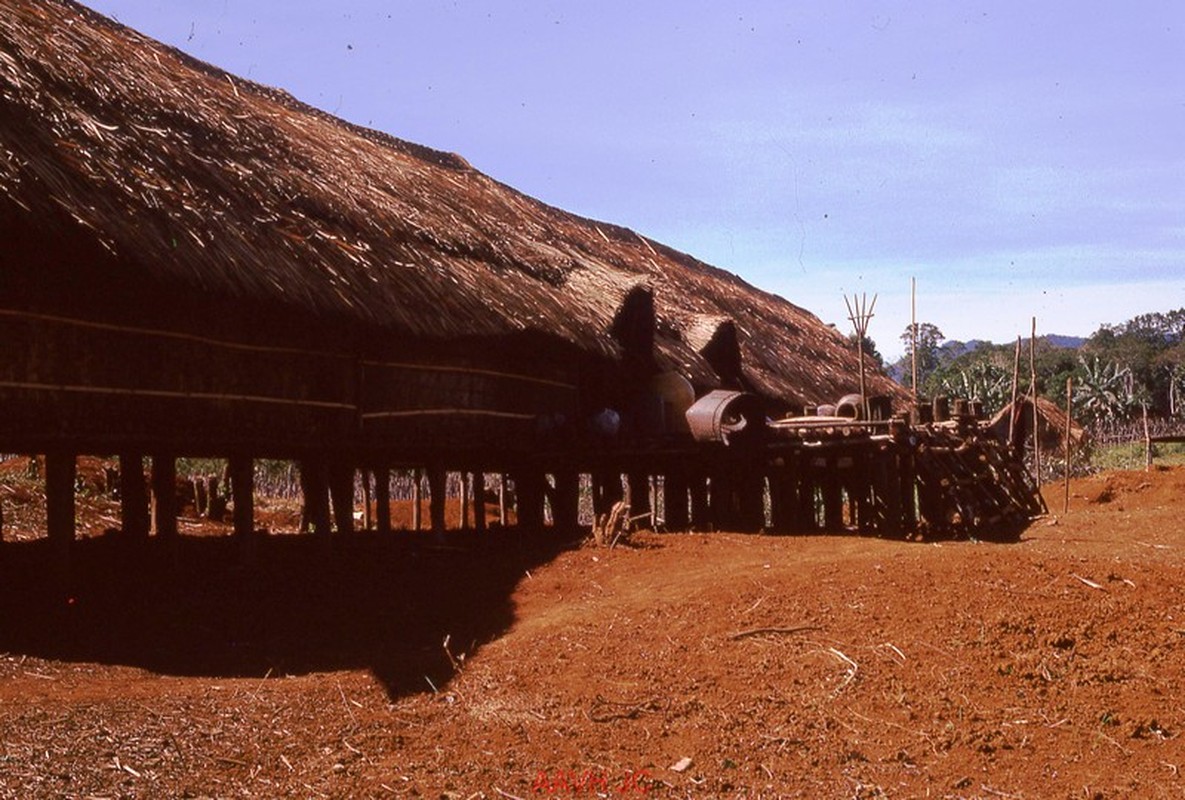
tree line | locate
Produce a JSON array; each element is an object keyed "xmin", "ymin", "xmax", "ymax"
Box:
[{"xmin": 873, "ymin": 308, "xmax": 1185, "ymax": 425}]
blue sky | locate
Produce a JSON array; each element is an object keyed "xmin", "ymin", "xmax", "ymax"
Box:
[{"xmin": 85, "ymin": 1, "xmax": 1184, "ymax": 358}]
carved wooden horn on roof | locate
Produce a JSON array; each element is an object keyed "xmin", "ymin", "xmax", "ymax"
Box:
[
  {"xmin": 686, "ymin": 315, "xmax": 746, "ymax": 390},
  {"xmin": 609, "ymin": 284, "xmax": 657, "ymax": 373}
]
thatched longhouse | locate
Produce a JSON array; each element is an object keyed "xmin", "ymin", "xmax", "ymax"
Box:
[{"xmin": 0, "ymin": 0, "xmax": 907, "ymax": 542}]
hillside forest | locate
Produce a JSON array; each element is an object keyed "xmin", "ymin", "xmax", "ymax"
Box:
[{"xmin": 868, "ymin": 308, "xmax": 1185, "ymax": 429}]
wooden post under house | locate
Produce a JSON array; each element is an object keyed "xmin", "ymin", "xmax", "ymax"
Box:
[
  {"xmin": 360, "ymin": 469, "xmax": 373, "ymax": 531},
  {"xmin": 229, "ymin": 456, "xmax": 254, "ymax": 538},
  {"xmin": 412, "ymin": 469, "xmax": 423, "ymax": 531},
  {"xmin": 374, "ymin": 466, "xmax": 391, "ymax": 535},
  {"xmin": 150, "ymin": 454, "xmax": 178, "ymax": 539},
  {"xmin": 551, "ymin": 470, "xmax": 580, "ymax": 534},
  {"xmin": 328, "ymin": 463, "xmax": 354, "ymax": 534},
  {"xmin": 460, "ymin": 472, "xmax": 471, "ymax": 530},
  {"xmin": 118, "ymin": 452, "xmax": 149, "ymax": 539},
  {"xmin": 513, "ymin": 470, "xmax": 545, "ymax": 532},
  {"xmin": 472, "ymin": 472, "xmax": 486, "ymax": 534},
  {"xmin": 300, "ymin": 460, "xmax": 332, "ymax": 537},
  {"xmin": 688, "ymin": 474, "xmax": 710, "ymax": 530},
  {"xmin": 663, "ymin": 470, "xmax": 690, "ymax": 531},
  {"xmin": 628, "ymin": 470, "xmax": 650, "ymax": 529},
  {"xmin": 497, "ymin": 473, "xmax": 507, "ymax": 526},
  {"xmin": 427, "ymin": 466, "xmax": 446, "ymax": 539},
  {"xmin": 45, "ymin": 451, "xmax": 76, "ymax": 590}
]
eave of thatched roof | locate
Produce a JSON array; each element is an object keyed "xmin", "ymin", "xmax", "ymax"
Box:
[{"xmin": 0, "ymin": 0, "xmax": 905, "ymax": 408}]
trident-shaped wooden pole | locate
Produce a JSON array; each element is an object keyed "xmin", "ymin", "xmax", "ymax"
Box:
[{"xmin": 844, "ymin": 292, "xmax": 878, "ymax": 420}]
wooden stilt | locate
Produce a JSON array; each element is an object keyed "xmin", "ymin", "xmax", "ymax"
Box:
[
  {"xmin": 412, "ymin": 469, "xmax": 423, "ymax": 531},
  {"xmin": 664, "ymin": 470, "xmax": 690, "ymax": 531},
  {"xmin": 799, "ymin": 460, "xmax": 821, "ymax": 530},
  {"xmin": 473, "ymin": 472, "xmax": 486, "ymax": 534},
  {"xmin": 427, "ymin": 467, "xmax": 446, "ymax": 539},
  {"xmin": 542, "ymin": 474, "xmax": 555, "ymax": 527},
  {"xmin": 628, "ymin": 471, "xmax": 650, "ymax": 529},
  {"xmin": 300, "ymin": 460, "xmax": 332, "ymax": 537},
  {"xmin": 689, "ymin": 475, "xmax": 710, "ymax": 530},
  {"xmin": 552, "ymin": 470, "xmax": 580, "ymax": 534},
  {"xmin": 229, "ymin": 455, "xmax": 256, "ymax": 566},
  {"xmin": 119, "ymin": 452, "xmax": 149, "ymax": 539},
  {"xmin": 899, "ymin": 446, "xmax": 918, "ymax": 536},
  {"xmin": 329, "ymin": 464, "xmax": 354, "ymax": 534},
  {"xmin": 460, "ymin": 472, "xmax": 471, "ymax": 531},
  {"xmin": 514, "ymin": 471, "xmax": 545, "ymax": 532},
  {"xmin": 738, "ymin": 471, "xmax": 765, "ymax": 532},
  {"xmin": 877, "ymin": 447, "xmax": 904, "ymax": 539},
  {"xmin": 150, "ymin": 453, "xmax": 178, "ymax": 539},
  {"xmin": 766, "ymin": 464, "xmax": 789, "ymax": 533},
  {"xmin": 193, "ymin": 472, "xmax": 209, "ymax": 519},
  {"xmin": 592, "ymin": 471, "xmax": 623, "ymax": 519},
  {"xmin": 361, "ymin": 469, "xmax": 374, "ymax": 531},
  {"xmin": 205, "ymin": 475, "xmax": 224, "ymax": 521},
  {"xmin": 821, "ymin": 458, "xmax": 844, "ymax": 532},
  {"xmin": 709, "ymin": 469, "xmax": 739, "ymax": 530},
  {"xmin": 497, "ymin": 474, "xmax": 507, "ymax": 526},
  {"xmin": 857, "ymin": 462, "xmax": 874, "ymax": 532},
  {"xmin": 45, "ymin": 452, "xmax": 75, "ymax": 592},
  {"xmin": 229, "ymin": 456, "xmax": 254, "ymax": 538},
  {"xmin": 374, "ymin": 467, "xmax": 391, "ymax": 535}
]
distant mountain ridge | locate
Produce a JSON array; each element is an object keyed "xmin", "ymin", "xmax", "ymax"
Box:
[
  {"xmin": 886, "ymin": 334, "xmax": 1087, "ymax": 384},
  {"xmin": 939, "ymin": 334, "xmax": 1087, "ymax": 359}
]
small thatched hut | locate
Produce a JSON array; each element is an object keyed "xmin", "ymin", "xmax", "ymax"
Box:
[{"xmin": 989, "ymin": 396, "xmax": 1088, "ymax": 457}]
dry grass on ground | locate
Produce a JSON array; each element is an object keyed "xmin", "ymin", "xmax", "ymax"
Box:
[{"xmin": 3, "ymin": 466, "xmax": 1185, "ymax": 798}]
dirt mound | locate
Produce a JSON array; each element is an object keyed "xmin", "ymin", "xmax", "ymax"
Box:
[
  {"xmin": 1078, "ymin": 465, "xmax": 1182, "ymax": 508},
  {"xmin": 2, "ymin": 468, "xmax": 1185, "ymax": 797}
]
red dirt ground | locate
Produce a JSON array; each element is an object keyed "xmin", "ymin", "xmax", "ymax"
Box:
[{"xmin": 2, "ymin": 466, "xmax": 1185, "ymax": 798}]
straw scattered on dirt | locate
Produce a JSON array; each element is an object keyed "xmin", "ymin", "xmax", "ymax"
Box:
[{"xmin": 3, "ymin": 467, "xmax": 1185, "ymax": 798}]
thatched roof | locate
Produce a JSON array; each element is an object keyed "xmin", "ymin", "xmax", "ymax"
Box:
[
  {"xmin": 989, "ymin": 396, "xmax": 1088, "ymax": 451},
  {"xmin": 0, "ymin": 0, "xmax": 903, "ymax": 408}
]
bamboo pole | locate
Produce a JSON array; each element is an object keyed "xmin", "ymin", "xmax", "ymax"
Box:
[
  {"xmin": 1144, "ymin": 402, "xmax": 1153, "ymax": 470},
  {"xmin": 1009, "ymin": 337, "xmax": 1022, "ymax": 446},
  {"xmin": 1029, "ymin": 318, "xmax": 1041, "ymax": 485},
  {"xmin": 1064, "ymin": 377, "xmax": 1073, "ymax": 515},
  {"xmin": 910, "ymin": 277, "xmax": 918, "ymax": 398}
]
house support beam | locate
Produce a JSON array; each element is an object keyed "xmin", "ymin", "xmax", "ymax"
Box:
[
  {"xmin": 150, "ymin": 454, "xmax": 178, "ymax": 539},
  {"xmin": 45, "ymin": 451, "xmax": 75, "ymax": 593},
  {"xmin": 119, "ymin": 452, "xmax": 149, "ymax": 539},
  {"xmin": 374, "ymin": 467, "xmax": 391, "ymax": 535}
]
